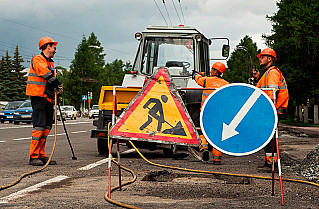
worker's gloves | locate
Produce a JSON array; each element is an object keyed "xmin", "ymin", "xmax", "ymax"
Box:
[
  {"xmin": 57, "ymin": 84, "xmax": 63, "ymax": 95},
  {"xmin": 192, "ymin": 70, "xmax": 199, "ymax": 80}
]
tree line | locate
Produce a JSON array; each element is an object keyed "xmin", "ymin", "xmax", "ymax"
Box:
[
  {"xmin": 1, "ymin": 0, "xmax": 317, "ymax": 119},
  {"xmin": 0, "ymin": 33, "xmax": 131, "ymax": 111},
  {"xmin": 225, "ymin": 0, "xmax": 318, "ymax": 119},
  {"xmin": 0, "ymin": 46, "xmax": 27, "ymax": 101}
]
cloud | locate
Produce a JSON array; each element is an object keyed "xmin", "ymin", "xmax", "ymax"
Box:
[{"xmin": 0, "ymin": 0, "xmax": 279, "ymax": 68}]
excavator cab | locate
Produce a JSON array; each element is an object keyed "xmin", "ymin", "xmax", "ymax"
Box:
[{"xmin": 129, "ymin": 26, "xmax": 229, "ymax": 89}]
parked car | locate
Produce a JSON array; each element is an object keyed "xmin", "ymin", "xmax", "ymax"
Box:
[
  {"xmin": 89, "ymin": 105, "xmax": 99, "ymax": 119},
  {"xmin": 59, "ymin": 106, "xmax": 77, "ymax": 120},
  {"xmin": 0, "ymin": 101, "xmax": 24, "ymax": 123},
  {"xmin": 13, "ymin": 100, "xmax": 33, "ymax": 125}
]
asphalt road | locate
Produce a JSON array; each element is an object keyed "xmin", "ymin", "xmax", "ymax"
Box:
[
  {"xmin": 0, "ymin": 117, "xmax": 114, "ymax": 208},
  {"xmin": 1, "ymin": 118, "xmax": 319, "ymax": 208}
]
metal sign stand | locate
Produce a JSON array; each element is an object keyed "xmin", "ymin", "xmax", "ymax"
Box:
[{"xmin": 262, "ymin": 87, "xmax": 284, "ymax": 205}]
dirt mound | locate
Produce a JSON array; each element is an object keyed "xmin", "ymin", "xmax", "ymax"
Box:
[{"xmin": 299, "ymin": 144, "xmax": 319, "ymax": 182}]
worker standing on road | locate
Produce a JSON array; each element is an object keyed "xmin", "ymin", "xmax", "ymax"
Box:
[
  {"xmin": 192, "ymin": 62, "xmax": 229, "ymax": 164},
  {"xmin": 26, "ymin": 37, "xmax": 63, "ymax": 166},
  {"xmin": 253, "ymin": 48, "xmax": 289, "ymax": 168}
]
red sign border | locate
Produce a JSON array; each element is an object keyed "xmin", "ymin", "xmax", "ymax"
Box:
[{"xmin": 109, "ymin": 68, "xmax": 199, "ymax": 146}]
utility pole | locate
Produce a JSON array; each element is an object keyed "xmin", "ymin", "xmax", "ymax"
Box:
[{"xmin": 238, "ymin": 46, "xmax": 253, "ymax": 77}]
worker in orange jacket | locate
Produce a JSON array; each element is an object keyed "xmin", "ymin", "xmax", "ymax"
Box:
[
  {"xmin": 192, "ymin": 62, "xmax": 229, "ymax": 164},
  {"xmin": 26, "ymin": 37, "xmax": 63, "ymax": 166},
  {"xmin": 253, "ymin": 48, "xmax": 289, "ymax": 168}
]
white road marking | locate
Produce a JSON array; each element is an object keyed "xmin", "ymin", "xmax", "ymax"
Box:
[
  {"xmin": 11, "ymin": 131, "xmax": 88, "ymax": 141},
  {"xmin": 13, "ymin": 137, "xmax": 31, "ymax": 141},
  {"xmin": 0, "ymin": 125, "xmax": 31, "ymax": 130},
  {"xmin": 78, "ymin": 158, "xmax": 109, "ymax": 171},
  {"xmin": 0, "ymin": 121, "xmax": 92, "ymax": 130},
  {"xmin": 0, "ymin": 175, "xmax": 69, "ymax": 204},
  {"xmin": 70, "ymin": 130, "xmax": 87, "ymax": 134},
  {"xmin": 0, "ymin": 141, "xmax": 5, "ymax": 143}
]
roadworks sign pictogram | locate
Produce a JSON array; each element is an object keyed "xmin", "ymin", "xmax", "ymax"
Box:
[{"xmin": 109, "ymin": 67, "xmax": 200, "ymax": 146}]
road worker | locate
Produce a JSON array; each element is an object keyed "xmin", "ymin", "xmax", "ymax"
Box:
[
  {"xmin": 192, "ymin": 62, "xmax": 229, "ymax": 164},
  {"xmin": 26, "ymin": 37, "xmax": 63, "ymax": 166},
  {"xmin": 253, "ymin": 48, "xmax": 289, "ymax": 168}
]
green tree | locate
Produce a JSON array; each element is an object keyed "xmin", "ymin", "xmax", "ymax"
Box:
[
  {"xmin": 103, "ymin": 59, "xmax": 130, "ymax": 86},
  {"xmin": 264, "ymin": 0, "xmax": 319, "ymax": 108},
  {"xmin": 224, "ymin": 36, "xmax": 260, "ymax": 83},
  {"xmin": 64, "ymin": 33, "xmax": 105, "ymax": 110},
  {"xmin": 11, "ymin": 45, "xmax": 27, "ymax": 101},
  {"xmin": 0, "ymin": 51, "xmax": 13, "ymax": 101}
]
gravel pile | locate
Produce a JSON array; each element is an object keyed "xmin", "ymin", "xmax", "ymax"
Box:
[{"xmin": 299, "ymin": 144, "xmax": 319, "ymax": 182}]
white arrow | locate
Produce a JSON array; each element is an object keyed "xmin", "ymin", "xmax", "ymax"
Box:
[{"xmin": 222, "ymin": 89, "xmax": 262, "ymax": 141}]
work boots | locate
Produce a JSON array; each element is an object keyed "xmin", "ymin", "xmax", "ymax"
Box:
[
  {"xmin": 202, "ymin": 150, "xmax": 210, "ymax": 161},
  {"xmin": 40, "ymin": 157, "xmax": 57, "ymax": 165},
  {"xmin": 29, "ymin": 158, "xmax": 43, "ymax": 166}
]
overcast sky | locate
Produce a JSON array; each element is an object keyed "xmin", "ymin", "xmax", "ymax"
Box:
[{"xmin": 0, "ymin": 0, "xmax": 278, "ymax": 69}]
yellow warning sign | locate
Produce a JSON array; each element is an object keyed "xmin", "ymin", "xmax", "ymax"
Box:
[{"xmin": 110, "ymin": 67, "xmax": 199, "ymax": 146}]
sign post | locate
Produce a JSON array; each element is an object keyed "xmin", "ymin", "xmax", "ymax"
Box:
[
  {"xmin": 200, "ymin": 83, "xmax": 284, "ymax": 204},
  {"xmin": 82, "ymin": 95, "xmax": 87, "ymax": 115}
]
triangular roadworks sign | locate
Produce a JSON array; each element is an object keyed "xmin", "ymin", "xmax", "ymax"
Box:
[{"xmin": 109, "ymin": 67, "xmax": 200, "ymax": 147}]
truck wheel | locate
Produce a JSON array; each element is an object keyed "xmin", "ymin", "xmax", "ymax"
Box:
[
  {"xmin": 188, "ymin": 104, "xmax": 201, "ymax": 127},
  {"xmin": 1, "ymin": 120, "xmax": 4, "ymax": 123},
  {"xmin": 163, "ymin": 148, "xmax": 173, "ymax": 157},
  {"xmin": 97, "ymin": 138, "xmax": 109, "ymax": 155},
  {"xmin": 14, "ymin": 121, "xmax": 20, "ymax": 125}
]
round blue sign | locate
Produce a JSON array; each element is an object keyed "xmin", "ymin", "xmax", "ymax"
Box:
[{"xmin": 200, "ymin": 83, "xmax": 277, "ymax": 156}]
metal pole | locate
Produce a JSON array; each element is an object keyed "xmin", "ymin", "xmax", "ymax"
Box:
[
  {"xmin": 276, "ymin": 127, "xmax": 285, "ymax": 205},
  {"xmin": 112, "ymin": 87, "xmax": 122, "ymax": 190}
]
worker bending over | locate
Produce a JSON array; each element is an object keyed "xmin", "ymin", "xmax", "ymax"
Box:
[
  {"xmin": 253, "ymin": 48, "xmax": 289, "ymax": 168},
  {"xmin": 26, "ymin": 37, "xmax": 63, "ymax": 166},
  {"xmin": 192, "ymin": 62, "xmax": 229, "ymax": 164}
]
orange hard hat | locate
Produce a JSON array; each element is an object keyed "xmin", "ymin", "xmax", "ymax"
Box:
[
  {"xmin": 257, "ymin": 48, "xmax": 277, "ymax": 61},
  {"xmin": 38, "ymin": 37, "xmax": 58, "ymax": 50},
  {"xmin": 211, "ymin": 62, "xmax": 226, "ymax": 75}
]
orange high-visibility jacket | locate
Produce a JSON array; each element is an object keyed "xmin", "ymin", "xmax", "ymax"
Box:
[
  {"xmin": 195, "ymin": 75, "xmax": 229, "ymax": 107},
  {"xmin": 256, "ymin": 65, "xmax": 289, "ymax": 114},
  {"xmin": 26, "ymin": 54, "xmax": 60, "ymax": 102}
]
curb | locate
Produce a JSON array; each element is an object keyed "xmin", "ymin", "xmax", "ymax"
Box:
[{"xmin": 279, "ymin": 123, "xmax": 319, "ymax": 138}]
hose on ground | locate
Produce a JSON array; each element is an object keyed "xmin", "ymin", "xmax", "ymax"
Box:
[{"xmin": 105, "ymin": 139, "xmax": 319, "ymax": 208}]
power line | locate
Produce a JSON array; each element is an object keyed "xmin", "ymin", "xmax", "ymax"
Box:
[
  {"xmin": 153, "ymin": 0, "xmax": 168, "ymax": 25},
  {"xmin": 171, "ymin": 0, "xmax": 182, "ymax": 25},
  {"xmin": 162, "ymin": 0, "xmax": 172, "ymax": 25},
  {"xmin": 0, "ymin": 17, "xmax": 131, "ymax": 55},
  {"xmin": 0, "ymin": 17, "xmax": 80, "ymax": 42},
  {"xmin": 178, "ymin": 0, "xmax": 186, "ymax": 25}
]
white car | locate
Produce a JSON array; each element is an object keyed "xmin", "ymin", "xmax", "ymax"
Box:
[
  {"xmin": 89, "ymin": 105, "xmax": 99, "ymax": 119},
  {"xmin": 60, "ymin": 106, "xmax": 78, "ymax": 120}
]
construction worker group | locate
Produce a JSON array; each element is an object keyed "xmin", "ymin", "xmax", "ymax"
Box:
[
  {"xmin": 25, "ymin": 36, "xmax": 288, "ymax": 168},
  {"xmin": 192, "ymin": 48, "xmax": 288, "ymax": 166}
]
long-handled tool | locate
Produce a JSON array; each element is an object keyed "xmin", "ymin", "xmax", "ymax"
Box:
[{"xmin": 58, "ymin": 104, "xmax": 77, "ymax": 160}]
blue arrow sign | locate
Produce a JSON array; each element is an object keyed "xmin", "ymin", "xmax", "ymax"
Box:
[
  {"xmin": 82, "ymin": 95, "xmax": 87, "ymax": 100},
  {"xmin": 200, "ymin": 83, "xmax": 277, "ymax": 156}
]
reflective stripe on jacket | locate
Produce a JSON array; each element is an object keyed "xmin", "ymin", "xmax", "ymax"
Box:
[
  {"xmin": 256, "ymin": 65, "xmax": 289, "ymax": 113},
  {"xmin": 195, "ymin": 74, "xmax": 229, "ymax": 107},
  {"xmin": 26, "ymin": 54, "xmax": 60, "ymax": 102}
]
